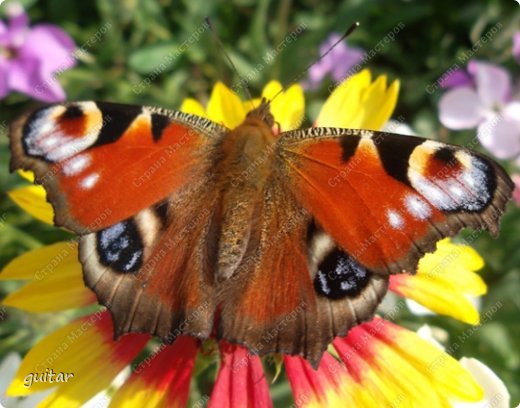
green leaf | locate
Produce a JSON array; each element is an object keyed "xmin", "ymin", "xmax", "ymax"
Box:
[{"xmin": 128, "ymin": 42, "xmax": 180, "ymax": 75}]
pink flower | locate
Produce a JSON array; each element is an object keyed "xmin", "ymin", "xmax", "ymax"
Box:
[
  {"xmin": 439, "ymin": 68, "xmax": 473, "ymax": 89},
  {"xmin": 513, "ymin": 32, "xmax": 520, "ymax": 64},
  {"xmin": 304, "ymin": 33, "xmax": 364, "ymax": 89},
  {"xmin": 0, "ymin": 4, "xmax": 76, "ymax": 102},
  {"xmin": 439, "ymin": 60, "xmax": 520, "ymax": 163}
]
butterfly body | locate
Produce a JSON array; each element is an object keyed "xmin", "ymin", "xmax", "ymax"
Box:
[
  {"xmin": 9, "ymin": 98, "xmax": 513, "ymax": 367},
  {"xmin": 214, "ymin": 107, "xmax": 277, "ymax": 279}
]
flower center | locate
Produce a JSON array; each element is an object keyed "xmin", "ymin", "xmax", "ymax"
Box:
[{"xmin": 0, "ymin": 45, "xmax": 18, "ymax": 59}]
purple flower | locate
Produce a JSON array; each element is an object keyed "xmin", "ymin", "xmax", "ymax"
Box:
[
  {"xmin": 0, "ymin": 4, "xmax": 76, "ymax": 102},
  {"xmin": 513, "ymin": 32, "xmax": 520, "ymax": 65},
  {"xmin": 439, "ymin": 60, "xmax": 520, "ymax": 163},
  {"xmin": 304, "ymin": 33, "xmax": 364, "ymax": 90},
  {"xmin": 439, "ymin": 68, "xmax": 473, "ymax": 89}
]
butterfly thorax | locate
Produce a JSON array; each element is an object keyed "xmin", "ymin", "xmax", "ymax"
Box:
[{"xmin": 215, "ymin": 109, "xmax": 277, "ymax": 280}]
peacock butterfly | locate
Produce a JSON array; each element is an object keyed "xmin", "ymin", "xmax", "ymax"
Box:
[{"xmin": 8, "ymin": 93, "xmax": 513, "ymax": 367}]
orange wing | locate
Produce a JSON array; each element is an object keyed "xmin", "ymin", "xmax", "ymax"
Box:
[
  {"xmin": 277, "ymin": 128, "xmax": 513, "ymax": 275},
  {"xmin": 9, "ymin": 101, "xmax": 226, "ymax": 233}
]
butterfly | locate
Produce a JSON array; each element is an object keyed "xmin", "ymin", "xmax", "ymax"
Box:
[{"xmin": 8, "ymin": 96, "xmax": 513, "ymax": 367}]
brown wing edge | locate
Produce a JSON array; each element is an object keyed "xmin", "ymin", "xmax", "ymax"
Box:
[
  {"xmin": 78, "ymin": 208, "xmax": 217, "ymax": 345},
  {"xmin": 218, "ymin": 275, "xmax": 388, "ymax": 368}
]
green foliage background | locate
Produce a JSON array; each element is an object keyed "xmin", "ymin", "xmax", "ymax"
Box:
[{"xmin": 0, "ymin": 0, "xmax": 519, "ymax": 406}]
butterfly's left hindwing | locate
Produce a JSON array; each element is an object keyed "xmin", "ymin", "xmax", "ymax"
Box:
[
  {"xmin": 9, "ymin": 101, "xmax": 227, "ymax": 233},
  {"xmin": 80, "ymin": 183, "xmax": 219, "ymax": 343},
  {"xmin": 278, "ymin": 128, "xmax": 513, "ymax": 276}
]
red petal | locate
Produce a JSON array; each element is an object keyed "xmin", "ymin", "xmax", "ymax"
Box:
[
  {"xmin": 208, "ymin": 342, "xmax": 272, "ymax": 408},
  {"xmin": 110, "ymin": 336, "xmax": 199, "ymax": 408}
]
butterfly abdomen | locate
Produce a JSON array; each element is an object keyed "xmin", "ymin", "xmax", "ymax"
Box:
[{"xmin": 215, "ymin": 117, "xmax": 277, "ymax": 280}]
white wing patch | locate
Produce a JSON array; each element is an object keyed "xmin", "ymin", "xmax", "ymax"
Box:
[
  {"xmin": 23, "ymin": 102, "xmax": 101, "ymax": 162},
  {"xmin": 63, "ymin": 154, "xmax": 92, "ymax": 176},
  {"xmin": 404, "ymin": 194, "xmax": 432, "ymax": 220},
  {"xmin": 80, "ymin": 173, "xmax": 100, "ymax": 190},
  {"xmin": 387, "ymin": 209, "xmax": 405, "ymax": 230},
  {"xmin": 408, "ymin": 142, "xmax": 492, "ymax": 212}
]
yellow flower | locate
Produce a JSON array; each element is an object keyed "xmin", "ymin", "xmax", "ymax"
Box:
[
  {"xmin": 182, "ymin": 79, "xmax": 305, "ymax": 131},
  {"xmin": 390, "ymin": 238, "xmax": 486, "ymax": 325},
  {"xmin": 2, "ymin": 71, "xmax": 485, "ymax": 407},
  {"xmin": 8, "ymin": 170, "xmax": 54, "ymax": 225},
  {"xmin": 285, "ymin": 318, "xmax": 482, "ymax": 407}
]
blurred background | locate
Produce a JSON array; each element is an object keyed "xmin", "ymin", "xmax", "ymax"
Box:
[{"xmin": 0, "ymin": 0, "xmax": 519, "ymax": 406}]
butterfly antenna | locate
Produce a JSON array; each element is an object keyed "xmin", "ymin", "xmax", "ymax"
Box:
[
  {"xmin": 268, "ymin": 21, "xmax": 360, "ymax": 104},
  {"xmin": 205, "ymin": 17, "xmax": 254, "ymax": 103}
]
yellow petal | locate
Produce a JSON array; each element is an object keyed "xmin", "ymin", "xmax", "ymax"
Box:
[
  {"xmin": 360, "ymin": 75, "xmax": 400, "ymax": 130},
  {"xmin": 393, "ymin": 274, "xmax": 482, "ymax": 325},
  {"xmin": 430, "ymin": 239, "xmax": 485, "ymax": 274},
  {"xmin": 18, "ymin": 170, "xmax": 35, "ymax": 182},
  {"xmin": 269, "ymin": 83, "xmax": 305, "ymax": 131},
  {"xmin": 385, "ymin": 321, "xmax": 484, "ymax": 403},
  {"xmin": 335, "ymin": 328, "xmax": 447, "ymax": 407},
  {"xmin": 390, "ymin": 239, "xmax": 486, "ymax": 325},
  {"xmin": 7, "ymin": 312, "xmax": 148, "ymax": 407},
  {"xmin": 1, "ymin": 242, "xmax": 74, "ymax": 281},
  {"xmin": 206, "ymin": 81, "xmax": 246, "ymax": 128},
  {"xmin": 315, "ymin": 69, "xmax": 372, "ymax": 128},
  {"xmin": 288, "ymin": 318, "xmax": 483, "ymax": 407},
  {"xmin": 1, "ymin": 242, "xmax": 95, "ymax": 312},
  {"xmin": 8, "ymin": 186, "xmax": 54, "ymax": 225},
  {"xmin": 261, "ymin": 80, "xmax": 284, "ymax": 100},
  {"xmin": 315, "ymin": 70, "xmax": 400, "ymax": 131},
  {"xmin": 335, "ymin": 319, "xmax": 483, "ymax": 405},
  {"xmin": 179, "ymin": 98, "xmax": 208, "ymax": 118}
]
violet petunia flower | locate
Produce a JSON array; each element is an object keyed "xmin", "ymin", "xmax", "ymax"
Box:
[
  {"xmin": 0, "ymin": 3, "xmax": 76, "ymax": 102},
  {"xmin": 439, "ymin": 60, "xmax": 520, "ymax": 164},
  {"xmin": 304, "ymin": 32, "xmax": 364, "ymax": 90}
]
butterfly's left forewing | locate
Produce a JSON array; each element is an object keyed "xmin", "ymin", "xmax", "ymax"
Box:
[{"xmin": 9, "ymin": 101, "xmax": 227, "ymax": 233}]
